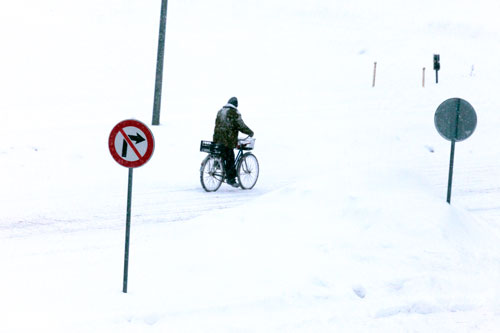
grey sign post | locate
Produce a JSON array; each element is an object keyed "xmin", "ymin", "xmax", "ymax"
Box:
[
  {"xmin": 434, "ymin": 98, "xmax": 477, "ymax": 203},
  {"xmin": 109, "ymin": 120, "xmax": 155, "ymax": 293},
  {"xmin": 152, "ymin": 0, "xmax": 169, "ymax": 126},
  {"xmin": 433, "ymin": 54, "xmax": 440, "ymax": 83}
]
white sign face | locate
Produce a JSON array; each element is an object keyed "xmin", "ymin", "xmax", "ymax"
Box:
[
  {"xmin": 109, "ymin": 119, "xmax": 155, "ymax": 168},
  {"xmin": 114, "ymin": 126, "xmax": 149, "ymax": 162}
]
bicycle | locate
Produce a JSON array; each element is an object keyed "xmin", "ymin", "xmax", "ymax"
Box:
[{"xmin": 199, "ymin": 137, "xmax": 259, "ymax": 192}]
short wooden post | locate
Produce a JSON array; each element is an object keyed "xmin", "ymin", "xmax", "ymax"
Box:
[
  {"xmin": 422, "ymin": 67, "xmax": 426, "ymax": 87},
  {"xmin": 372, "ymin": 62, "xmax": 377, "ymax": 87}
]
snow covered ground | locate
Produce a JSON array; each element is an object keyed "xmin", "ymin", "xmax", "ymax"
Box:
[{"xmin": 2, "ymin": 0, "xmax": 500, "ymax": 331}]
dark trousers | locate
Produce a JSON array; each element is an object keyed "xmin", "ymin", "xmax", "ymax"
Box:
[{"xmin": 221, "ymin": 146, "xmax": 236, "ymax": 180}]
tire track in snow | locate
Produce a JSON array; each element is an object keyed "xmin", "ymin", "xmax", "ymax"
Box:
[{"xmin": 0, "ymin": 185, "xmax": 271, "ymax": 239}]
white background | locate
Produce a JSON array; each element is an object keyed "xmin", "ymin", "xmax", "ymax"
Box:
[{"xmin": 2, "ymin": 0, "xmax": 500, "ymax": 331}]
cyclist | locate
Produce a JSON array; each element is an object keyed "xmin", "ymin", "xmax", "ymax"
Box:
[{"xmin": 213, "ymin": 97, "xmax": 254, "ymax": 187}]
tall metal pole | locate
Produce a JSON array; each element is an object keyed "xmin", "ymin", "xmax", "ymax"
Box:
[
  {"xmin": 152, "ymin": 0, "xmax": 169, "ymax": 126},
  {"xmin": 123, "ymin": 168, "xmax": 134, "ymax": 293},
  {"xmin": 446, "ymin": 140, "xmax": 455, "ymax": 204},
  {"xmin": 446, "ymin": 100, "xmax": 461, "ymax": 204}
]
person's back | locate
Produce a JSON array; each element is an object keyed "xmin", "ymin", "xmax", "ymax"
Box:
[
  {"xmin": 213, "ymin": 97, "xmax": 253, "ymax": 148},
  {"xmin": 212, "ymin": 97, "xmax": 254, "ymax": 187}
]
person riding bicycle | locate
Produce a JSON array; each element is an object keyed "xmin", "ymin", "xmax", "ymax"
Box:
[{"xmin": 213, "ymin": 97, "xmax": 254, "ymax": 187}]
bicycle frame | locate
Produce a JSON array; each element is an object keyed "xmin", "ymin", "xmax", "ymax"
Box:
[
  {"xmin": 234, "ymin": 149, "xmax": 244, "ymax": 170},
  {"xmin": 209, "ymin": 147, "xmax": 244, "ymax": 182},
  {"xmin": 200, "ymin": 138, "xmax": 258, "ymax": 191}
]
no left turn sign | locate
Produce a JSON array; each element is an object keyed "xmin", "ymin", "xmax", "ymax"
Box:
[{"xmin": 109, "ymin": 119, "xmax": 155, "ymax": 168}]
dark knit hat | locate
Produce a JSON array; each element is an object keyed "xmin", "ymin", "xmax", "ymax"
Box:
[{"xmin": 227, "ymin": 97, "xmax": 238, "ymax": 108}]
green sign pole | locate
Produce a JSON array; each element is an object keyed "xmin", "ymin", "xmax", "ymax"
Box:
[
  {"xmin": 110, "ymin": 120, "xmax": 155, "ymax": 293},
  {"xmin": 434, "ymin": 98, "xmax": 477, "ymax": 204},
  {"xmin": 152, "ymin": 0, "xmax": 169, "ymax": 126},
  {"xmin": 446, "ymin": 100, "xmax": 461, "ymax": 204},
  {"xmin": 446, "ymin": 140, "xmax": 455, "ymax": 204},
  {"xmin": 123, "ymin": 168, "xmax": 133, "ymax": 293}
]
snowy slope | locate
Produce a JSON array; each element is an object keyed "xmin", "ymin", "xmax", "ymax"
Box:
[{"xmin": 2, "ymin": 0, "xmax": 500, "ymax": 331}]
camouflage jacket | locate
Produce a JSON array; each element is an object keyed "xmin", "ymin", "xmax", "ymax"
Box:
[{"xmin": 213, "ymin": 104, "xmax": 254, "ymax": 148}]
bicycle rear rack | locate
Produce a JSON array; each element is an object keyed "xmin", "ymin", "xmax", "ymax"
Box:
[{"xmin": 200, "ymin": 141, "xmax": 224, "ymax": 156}]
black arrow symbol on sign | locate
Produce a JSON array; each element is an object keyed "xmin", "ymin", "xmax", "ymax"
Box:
[
  {"xmin": 128, "ymin": 133, "xmax": 145, "ymax": 144},
  {"xmin": 122, "ymin": 140, "xmax": 128, "ymax": 157},
  {"xmin": 121, "ymin": 133, "xmax": 146, "ymax": 158}
]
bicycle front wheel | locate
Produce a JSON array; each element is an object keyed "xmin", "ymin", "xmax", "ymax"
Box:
[
  {"xmin": 200, "ymin": 156, "xmax": 224, "ymax": 192},
  {"xmin": 237, "ymin": 153, "xmax": 259, "ymax": 189}
]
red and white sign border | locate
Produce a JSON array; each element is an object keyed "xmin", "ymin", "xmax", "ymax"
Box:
[{"xmin": 109, "ymin": 119, "xmax": 155, "ymax": 168}]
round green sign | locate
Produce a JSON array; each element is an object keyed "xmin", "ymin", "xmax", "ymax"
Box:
[{"xmin": 434, "ymin": 98, "xmax": 477, "ymax": 142}]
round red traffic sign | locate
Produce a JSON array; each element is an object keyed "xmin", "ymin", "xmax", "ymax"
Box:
[{"xmin": 109, "ymin": 119, "xmax": 155, "ymax": 168}]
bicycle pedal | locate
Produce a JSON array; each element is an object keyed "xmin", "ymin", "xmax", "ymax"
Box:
[{"xmin": 227, "ymin": 180, "xmax": 239, "ymax": 188}]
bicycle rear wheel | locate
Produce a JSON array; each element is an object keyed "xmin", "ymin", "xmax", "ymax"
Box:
[
  {"xmin": 237, "ymin": 153, "xmax": 259, "ymax": 189},
  {"xmin": 200, "ymin": 156, "xmax": 224, "ymax": 192}
]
